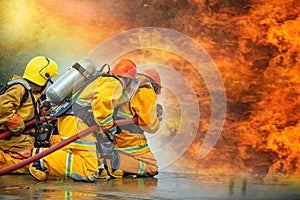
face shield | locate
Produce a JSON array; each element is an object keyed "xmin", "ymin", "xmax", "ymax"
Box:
[{"xmin": 122, "ymin": 76, "xmax": 141, "ymax": 101}]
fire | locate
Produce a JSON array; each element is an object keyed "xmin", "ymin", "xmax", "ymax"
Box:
[
  {"xmin": 0, "ymin": 0, "xmax": 299, "ymax": 181},
  {"xmin": 163, "ymin": 0, "xmax": 300, "ymax": 179},
  {"xmin": 227, "ymin": 0, "xmax": 300, "ymax": 179}
]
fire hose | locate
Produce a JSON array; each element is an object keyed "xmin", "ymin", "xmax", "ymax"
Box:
[
  {"xmin": 0, "ymin": 117, "xmax": 137, "ymax": 176},
  {"xmin": 0, "ymin": 117, "xmax": 48, "ymax": 140}
]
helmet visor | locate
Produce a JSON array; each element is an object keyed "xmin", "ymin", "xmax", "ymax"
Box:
[{"xmin": 123, "ymin": 77, "xmax": 141, "ymax": 101}]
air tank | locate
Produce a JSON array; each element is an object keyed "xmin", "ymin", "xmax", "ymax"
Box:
[{"xmin": 46, "ymin": 58, "xmax": 96, "ymax": 104}]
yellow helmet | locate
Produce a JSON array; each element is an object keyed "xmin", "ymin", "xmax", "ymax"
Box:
[{"xmin": 23, "ymin": 56, "xmax": 58, "ymax": 86}]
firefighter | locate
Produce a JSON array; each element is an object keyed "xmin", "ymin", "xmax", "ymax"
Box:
[
  {"xmin": 29, "ymin": 59, "xmax": 138, "ymax": 182},
  {"xmin": 0, "ymin": 56, "xmax": 59, "ymax": 173},
  {"xmin": 98, "ymin": 68, "xmax": 162, "ymax": 178}
]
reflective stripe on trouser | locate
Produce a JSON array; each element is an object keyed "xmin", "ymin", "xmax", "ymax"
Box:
[
  {"xmin": 42, "ymin": 147, "xmax": 99, "ymax": 182},
  {"xmin": 46, "ymin": 115, "xmax": 99, "ymax": 182},
  {"xmin": 117, "ymin": 150, "xmax": 158, "ymax": 176}
]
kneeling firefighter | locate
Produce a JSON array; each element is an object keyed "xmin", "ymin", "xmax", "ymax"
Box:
[
  {"xmin": 107, "ymin": 68, "xmax": 163, "ymax": 177},
  {"xmin": 0, "ymin": 56, "xmax": 58, "ymax": 173},
  {"xmin": 29, "ymin": 58, "xmax": 139, "ymax": 181}
]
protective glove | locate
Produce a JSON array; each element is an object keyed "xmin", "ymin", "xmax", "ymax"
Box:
[
  {"xmin": 107, "ymin": 125, "xmax": 121, "ymax": 135},
  {"xmin": 156, "ymin": 103, "xmax": 164, "ymax": 121},
  {"xmin": 5, "ymin": 113, "xmax": 25, "ymax": 135},
  {"xmin": 104, "ymin": 125, "xmax": 121, "ymax": 142}
]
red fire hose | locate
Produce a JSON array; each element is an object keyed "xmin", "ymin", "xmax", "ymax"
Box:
[
  {"xmin": 0, "ymin": 117, "xmax": 138, "ymax": 176},
  {"xmin": 0, "ymin": 117, "xmax": 48, "ymax": 140}
]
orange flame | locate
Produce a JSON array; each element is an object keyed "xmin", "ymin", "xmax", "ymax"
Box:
[{"xmin": 0, "ymin": 0, "xmax": 299, "ymax": 180}]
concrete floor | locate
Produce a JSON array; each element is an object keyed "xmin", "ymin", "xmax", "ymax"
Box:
[{"xmin": 0, "ymin": 172, "xmax": 299, "ymax": 200}]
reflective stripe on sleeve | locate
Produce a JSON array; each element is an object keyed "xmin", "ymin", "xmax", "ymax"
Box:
[
  {"xmin": 60, "ymin": 137, "xmax": 96, "ymax": 147},
  {"xmin": 115, "ymin": 111, "xmax": 133, "ymax": 119},
  {"xmin": 100, "ymin": 114, "xmax": 113, "ymax": 126},
  {"xmin": 114, "ymin": 143, "xmax": 149, "ymax": 153}
]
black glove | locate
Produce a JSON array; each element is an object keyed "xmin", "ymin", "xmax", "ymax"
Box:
[
  {"xmin": 156, "ymin": 103, "xmax": 163, "ymax": 121},
  {"xmin": 104, "ymin": 125, "xmax": 121, "ymax": 142},
  {"xmin": 107, "ymin": 126, "xmax": 121, "ymax": 135}
]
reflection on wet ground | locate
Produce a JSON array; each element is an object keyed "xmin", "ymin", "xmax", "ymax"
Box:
[{"xmin": 0, "ymin": 172, "xmax": 299, "ymax": 200}]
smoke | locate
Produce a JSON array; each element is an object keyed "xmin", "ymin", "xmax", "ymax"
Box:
[{"xmin": 1, "ymin": 0, "xmax": 299, "ymax": 179}]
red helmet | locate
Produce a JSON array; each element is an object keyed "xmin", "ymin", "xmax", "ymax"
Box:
[
  {"xmin": 111, "ymin": 59, "xmax": 137, "ymax": 79},
  {"xmin": 141, "ymin": 68, "xmax": 161, "ymax": 94},
  {"xmin": 141, "ymin": 68, "xmax": 161, "ymax": 87}
]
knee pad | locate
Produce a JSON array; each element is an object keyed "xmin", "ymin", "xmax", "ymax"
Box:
[{"xmin": 110, "ymin": 150, "xmax": 120, "ymax": 170}]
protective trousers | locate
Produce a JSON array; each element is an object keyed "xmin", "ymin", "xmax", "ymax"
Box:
[
  {"xmin": 117, "ymin": 150, "xmax": 158, "ymax": 176},
  {"xmin": 0, "ymin": 134, "xmax": 35, "ymax": 173},
  {"xmin": 38, "ymin": 147, "xmax": 98, "ymax": 182},
  {"xmin": 114, "ymin": 130, "xmax": 158, "ymax": 176},
  {"xmin": 36, "ymin": 115, "xmax": 99, "ymax": 182},
  {"xmin": 0, "ymin": 149, "xmax": 30, "ymax": 173}
]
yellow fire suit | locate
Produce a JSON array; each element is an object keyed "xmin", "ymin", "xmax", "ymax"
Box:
[
  {"xmin": 113, "ymin": 80, "xmax": 160, "ymax": 176},
  {"xmin": 0, "ymin": 75, "xmax": 37, "ymax": 173},
  {"xmin": 33, "ymin": 75, "xmax": 125, "ymax": 182},
  {"xmin": 33, "ymin": 115, "xmax": 99, "ymax": 182}
]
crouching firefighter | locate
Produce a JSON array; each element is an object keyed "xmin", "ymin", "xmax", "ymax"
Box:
[
  {"xmin": 28, "ymin": 58, "xmax": 139, "ymax": 181},
  {"xmin": 109, "ymin": 68, "xmax": 163, "ymax": 178},
  {"xmin": 0, "ymin": 56, "xmax": 58, "ymax": 174}
]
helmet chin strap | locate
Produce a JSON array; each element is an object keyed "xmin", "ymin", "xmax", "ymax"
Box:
[{"xmin": 27, "ymin": 82, "xmax": 44, "ymax": 93}]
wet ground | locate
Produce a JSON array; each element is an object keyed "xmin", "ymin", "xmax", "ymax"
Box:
[{"xmin": 0, "ymin": 172, "xmax": 299, "ymax": 200}]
